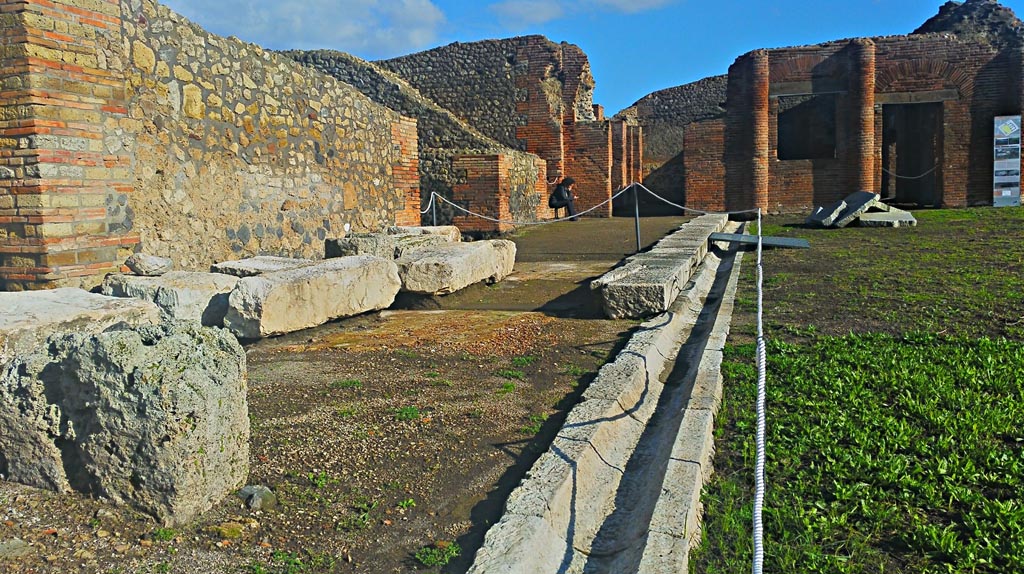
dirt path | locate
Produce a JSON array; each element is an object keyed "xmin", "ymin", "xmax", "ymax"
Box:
[{"xmin": 0, "ymin": 216, "xmax": 689, "ymax": 574}]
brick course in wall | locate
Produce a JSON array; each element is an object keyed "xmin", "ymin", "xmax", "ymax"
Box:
[{"xmin": 451, "ymin": 153, "xmax": 549, "ymax": 233}]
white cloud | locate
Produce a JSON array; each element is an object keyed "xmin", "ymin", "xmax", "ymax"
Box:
[
  {"xmin": 486, "ymin": 0, "xmax": 675, "ymax": 29},
  {"xmin": 592, "ymin": 0, "xmax": 673, "ymax": 13},
  {"xmin": 161, "ymin": 0, "xmax": 446, "ymax": 58},
  {"xmin": 489, "ymin": 0, "xmax": 565, "ymax": 28}
]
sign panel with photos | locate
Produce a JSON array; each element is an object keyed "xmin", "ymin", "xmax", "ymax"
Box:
[{"xmin": 993, "ymin": 115, "xmax": 1021, "ymax": 207}]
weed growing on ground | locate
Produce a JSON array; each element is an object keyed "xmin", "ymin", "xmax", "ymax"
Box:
[
  {"xmin": 496, "ymin": 368, "xmax": 525, "ymax": 380},
  {"xmin": 414, "ymin": 541, "xmax": 461, "ymax": 567},
  {"xmin": 511, "ymin": 355, "xmax": 537, "ymax": 367},
  {"xmin": 151, "ymin": 528, "xmax": 176, "ymax": 542},
  {"xmin": 307, "ymin": 471, "xmax": 333, "ymax": 489},
  {"xmin": 397, "ymin": 498, "xmax": 416, "ymax": 510},
  {"xmin": 563, "ymin": 364, "xmax": 585, "ymax": 377},
  {"xmin": 497, "ymin": 382, "xmax": 516, "ymax": 394},
  {"xmin": 394, "ymin": 406, "xmax": 421, "ymax": 421},
  {"xmin": 521, "ymin": 413, "xmax": 548, "ymax": 434}
]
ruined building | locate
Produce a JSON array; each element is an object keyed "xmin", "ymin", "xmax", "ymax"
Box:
[
  {"xmin": 0, "ymin": 0, "xmax": 639, "ymax": 290},
  {"xmin": 623, "ymin": 0, "xmax": 1024, "ymax": 213}
]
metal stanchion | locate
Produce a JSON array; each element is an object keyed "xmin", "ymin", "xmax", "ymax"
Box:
[
  {"xmin": 432, "ymin": 195, "xmax": 437, "ymax": 227},
  {"xmin": 633, "ymin": 183, "xmax": 641, "ymax": 253}
]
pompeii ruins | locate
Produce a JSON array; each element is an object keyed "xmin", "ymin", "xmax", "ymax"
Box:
[{"xmin": 0, "ymin": 0, "xmax": 1022, "ymax": 550}]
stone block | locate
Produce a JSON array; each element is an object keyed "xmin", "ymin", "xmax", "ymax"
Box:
[
  {"xmin": 386, "ymin": 225, "xmax": 462, "ymax": 242},
  {"xmin": 125, "ymin": 253, "xmax": 173, "ymax": 276},
  {"xmin": 210, "ymin": 256, "xmax": 312, "ymax": 278},
  {"xmin": 0, "ymin": 322, "xmax": 249, "ymax": 526},
  {"xmin": 101, "ymin": 272, "xmax": 240, "ymax": 327},
  {"xmin": 0, "ymin": 289, "xmax": 159, "ymax": 369},
  {"xmin": 856, "ymin": 209, "xmax": 918, "ymax": 228},
  {"xmin": 805, "ymin": 199, "xmax": 846, "ymax": 228},
  {"xmin": 396, "ymin": 239, "xmax": 516, "ymax": 295},
  {"xmin": 832, "ymin": 191, "xmax": 881, "ymax": 228},
  {"xmin": 325, "ymin": 234, "xmax": 396, "ymax": 259},
  {"xmin": 224, "ymin": 256, "xmax": 401, "ymax": 338}
]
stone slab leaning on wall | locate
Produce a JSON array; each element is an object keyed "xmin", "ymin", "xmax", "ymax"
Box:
[{"xmin": 0, "ymin": 322, "xmax": 249, "ymax": 526}]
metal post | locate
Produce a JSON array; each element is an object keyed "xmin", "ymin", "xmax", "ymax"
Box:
[
  {"xmin": 431, "ymin": 194, "xmax": 437, "ymax": 227},
  {"xmin": 633, "ymin": 183, "xmax": 641, "ymax": 253}
]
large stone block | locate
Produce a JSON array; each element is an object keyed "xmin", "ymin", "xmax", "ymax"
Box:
[
  {"xmin": 0, "ymin": 289, "xmax": 159, "ymax": 369},
  {"xmin": 832, "ymin": 191, "xmax": 881, "ymax": 228},
  {"xmin": 386, "ymin": 225, "xmax": 462, "ymax": 243},
  {"xmin": 0, "ymin": 322, "xmax": 249, "ymax": 526},
  {"xmin": 223, "ymin": 256, "xmax": 401, "ymax": 338},
  {"xmin": 325, "ymin": 233, "xmax": 454, "ymax": 260},
  {"xmin": 101, "ymin": 272, "xmax": 239, "ymax": 326},
  {"xmin": 210, "ymin": 256, "xmax": 313, "ymax": 278},
  {"xmin": 396, "ymin": 240, "xmax": 516, "ymax": 295}
]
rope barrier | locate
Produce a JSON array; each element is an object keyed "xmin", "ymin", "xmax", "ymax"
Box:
[
  {"xmin": 428, "ymin": 185, "xmax": 636, "ymax": 226},
  {"xmin": 752, "ymin": 210, "xmax": 767, "ymax": 574},
  {"xmin": 881, "ymin": 163, "xmax": 939, "ymax": 180}
]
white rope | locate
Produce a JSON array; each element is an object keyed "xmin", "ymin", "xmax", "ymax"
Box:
[
  {"xmin": 881, "ymin": 163, "xmax": 939, "ymax": 180},
  {"xmin": 431, "ymin": 185, "xmax": 636, "ymax": 226},
  {"xmin": 628, "ymin": 182, "xmax": 762, "ymax": 216},
  {"xmin": 419, "ymin": 192, "xmax": 436, "ymax": 214},
  {"xmin": 752, "ymin": 209, "xmax": 767, "ymax": 574}
]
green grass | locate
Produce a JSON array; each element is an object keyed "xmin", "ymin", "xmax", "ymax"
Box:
[
  {"xmin": 414, "ymin": 541, "xmax": 461, "ymax": 567},
  {"xmin": 328, "ymin": 379, "xmax": 362, "ymax": 390},
  {"xmin": 496, "ymin": 368, "xmax": 525, "ymax": 380},
  {"xmin": 394, "ymin": 406, "xmax": 422, "ymax": 421},
  {"xmin": 511, "ymin": 355, "xmax": 537, "ymax": 368},
  {"xmin": 692, "ymin": 334, "xmax": 1024, "ymax": 574},
  {"xmin": 521, "ymin": 413, "xmax": 548, "ymax": 434}
]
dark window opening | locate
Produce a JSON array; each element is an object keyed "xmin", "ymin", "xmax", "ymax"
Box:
[{"xmin": 777, "ymin": 94, "xmax": 836, "ymax": 160}]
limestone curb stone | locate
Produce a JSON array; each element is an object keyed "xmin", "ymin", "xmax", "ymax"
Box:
[
  {"xmin": 0, "ymin": 289, "xmax": 159, "ymax": 369},
  {"xmin": 211, "ymin": 256, "xmax": 313, "ymax": 278},
  {"xmin": 101, "ymin": 272, "xmax": 240, "ymax": 327},
  {"xmin": 591, "ymin": 214, "xmax": 727, "ymax": 318},
  {"xmin": 0, "ymin": 322, "xmax": 249, "ymax": 526},
  {"xmin": 468, "ymin": 246, "xmax": 728, "ymax": 574},
  {"xmin": 396, "ymin": 239, "xmax": 516, "ymax": 295},
  {"xmin": 223, "ymin": 256, "xmax": 401, "ymax": 338},
  {"xmin": 125, "ymin": 253, "xmax": 173, "ymax": 276}
]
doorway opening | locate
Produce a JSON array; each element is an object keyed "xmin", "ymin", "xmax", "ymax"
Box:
[{"xmin": 881, "ymin": 102, "xmax": 943, "ymax": 206}]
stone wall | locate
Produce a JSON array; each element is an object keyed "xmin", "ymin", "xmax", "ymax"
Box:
[
  {"xmin": 121, "ymin": 0, "xmax": 419, "ymax": 271},
  {"xmin": 283, "ymin": 49, "xmax": 531, "ymax": 227},
  {"xmin": 0, "ymin": 0, "xmax": 421, "ymax": 290}
]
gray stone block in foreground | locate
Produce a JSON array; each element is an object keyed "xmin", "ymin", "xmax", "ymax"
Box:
[
  {"xmin": 224, "ymin": 256, "xmax": 401, "ymax": 338},
  {"xmin": 211, "ymin": 256, "xmax": 313, "ymax": 277},
  {"xmin": 0, "ymin": 322, "xmax": 249, "ymax": 526},
  {"xmin": 396, "ymin": 239, "xmax": 516, "ymax": 295},
  {"xmin": 0, "ymin": 289, "xmax": 159, "ymax": 369},
  {"xmin": 101, "ymin": 272, "xmax": 239, "ymax": 326},
  {"xmin": 386, "ymin": 225, "xmax": 463, "ymax": 242}
]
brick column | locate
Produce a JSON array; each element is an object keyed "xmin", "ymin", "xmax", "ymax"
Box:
[
  {"xmin": 610, "ymin": 120, "xmax": 626, "ymax": 191},
  {"xmin": 390, "ymin": 117, "xmax": 421, "ymax": 226},
  {"xmin": 751, "ymin": 50, "xmax": 770, "ymax": 212},
  {"xmin": 849, "ymin": 39, "xmax": 876, "ymax": 194},
  {"xmin": 0, "ymin": 0, "xmax": 135, "ymax": 290}
]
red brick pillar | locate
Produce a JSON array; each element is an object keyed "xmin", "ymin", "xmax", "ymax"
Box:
[
  {"xmin": 849, "ymin": 39, "xmax": 876, "ymax": 194},
  {"xmin": 0, "ymin": 0, "xmax": 136, "ymax": 290},
  {"xmin": 751, "ymin": 50, "xmax": 770, "ymax": 212},
  {"xmin": 391, "ymin": 117, "xmax": 421, "ymax": 226}
]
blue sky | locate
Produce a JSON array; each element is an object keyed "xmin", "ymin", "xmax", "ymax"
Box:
[{"xmin": 159, "ymin": 0, "xmax": 1024, "ymax": 114}]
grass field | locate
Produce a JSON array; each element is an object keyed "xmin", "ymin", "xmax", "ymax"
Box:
[{"xmin": 692, "ymin": 207, "xmax": 1024, "ymax": 574}]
